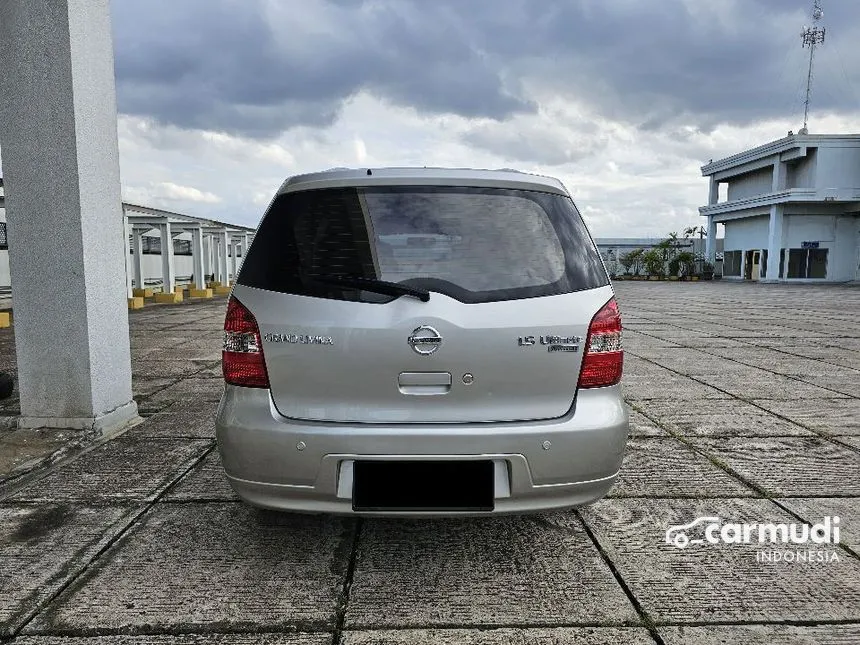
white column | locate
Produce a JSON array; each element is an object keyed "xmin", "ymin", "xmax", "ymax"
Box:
[
  {"xmin": 159, "ymin": 222, "xmax": 175, "ymax": 293},
  {"xmin": 123, "ymin": 214, "xmax": 133, "ymax": 298},
  {"xmin": 191, "ymin": 227, "xmax": 205, "ymax": 289},
  {"xmin": 708, "ymin": 177, "xmax": 719, "ymax": 205},
  {"xmin": 202, "ymin": 234, "xmax": 212, "ymax": 283},
  {"xmin": 764, "ymin": 205, "xmax": 784, "ymax": 282},
  {"xmin": 132, "ymin": 228, "xmax": 145, "ymax": 290},
  {"xmin": 240, "ymin": 233, "xmax": 250, "ymax": 271},
  {"xmin": 0, "ymin": 0, "xmax": 137, "ymax": 431},
  {"xmin": 230, "ymin": 239, "xmax": 239, "ymax": 281},
  {"xmin": 704, "ymin": 216, "xmax": 717, "ymax": 263},
  {"xmin": 771, "ymin": 155, "xmax": 785, "ymax": 192},
  {"xmin": 219, "ymin": 230, "xmax": 230, "ymax": 284}
]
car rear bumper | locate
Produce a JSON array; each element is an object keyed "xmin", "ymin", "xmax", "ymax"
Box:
[{"xmin": 215, "ymin": 384, "xmax": 629, "ymax": 516}]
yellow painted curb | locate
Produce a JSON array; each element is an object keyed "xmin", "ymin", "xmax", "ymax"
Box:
[
  {"xmin": 0, "ymin": 312, "xmax": 10, "ymax": 328},
  {"xmin": 154, "ymin": 292, "xmax": 183, "ymax": 304},
  {"xmin": 133, "ymin": 288, "xmax": 153, "ymax": 298},
  {"xmin": 214, "ymin": 286, "xmax": 232, "ymax": 296},
  {"xmin": 207, "ymin": 281, "xmax": 222, "ymax": 289},
  {"xmin": 127, "ymin": 297, "xmax": 145, "ymax": 310},
  {"xmin": 189, "ymin": 288, "xmax": 213, "ymax": 298}
]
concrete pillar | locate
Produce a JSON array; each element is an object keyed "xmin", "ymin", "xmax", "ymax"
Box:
[
  {"xmin": 219, "ymin": 230, "xmax": 230, "ymax": 285},
  {"xmin": 240, "ymin": 233, "xmax": 251, "ymax": 271},
  {"xmin": 230, "ymin": 239, "xmax": 239, "ymax": 282},
  {"xmin": 132, "ymin": 229, "xmax": 145, "ymax": 290},
  {"xmin": 704, "ymin": 216, "xmax": 717, "ymax": 263},
  {"xmin": 123, "ymin": 215, "xmax": 133, "ymax": 298},
  {"xmin": 158, "ymin": 222, "xmax": 175, "ymax": 293},
  {"xmin": 202, "ymin": 234, "xmax": 212, "ymax": 281},
  {"xmin": 0, "ymin": 0, "xmax": 137, "ymax": 431},
  {"xmin": 708, "ymin": 177, "xmax": 719, "ymax": 205},
  {"xmin": 772, "ymin": 156, "xmax": 785, "ymax": 193},
  {"xmin": 211, "ymin": 236, "xmax": 220, "ymax": 283},
  {"xmin": 191, "ymin": 227, "xmax": 205, "ymax": 289},
  {"xmin": 764, "ymin": 205, "xmax": 784, "ymax": 282}
]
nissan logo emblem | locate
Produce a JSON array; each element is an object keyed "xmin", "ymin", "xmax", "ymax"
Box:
[{"xmin": 408, "ymin": 325, "xmax": 442, "ymax": 355}]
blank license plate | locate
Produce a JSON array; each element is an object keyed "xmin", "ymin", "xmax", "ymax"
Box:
[{"xmin": 352, "ymin": 460, "xmax": 494, "ymax": 512}]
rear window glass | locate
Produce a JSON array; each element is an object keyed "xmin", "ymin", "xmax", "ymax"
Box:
[{"xmin": 238, "ymin": 186, "xmax": 608, "ymax": 304}]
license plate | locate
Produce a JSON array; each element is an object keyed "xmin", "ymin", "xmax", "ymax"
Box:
[{"xmin": 352, "ymin": 460, "xmax": 494, "ymax": 511}]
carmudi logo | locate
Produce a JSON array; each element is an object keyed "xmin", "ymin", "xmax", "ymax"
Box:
[{"xmin": 665, "ymin": 516, "xmax": 841, "ymax": 563}]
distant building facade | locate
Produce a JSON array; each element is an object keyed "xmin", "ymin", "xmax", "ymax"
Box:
[{"xmin": 700, "ymin": 134, "xmax": 860, "ymax": 282}]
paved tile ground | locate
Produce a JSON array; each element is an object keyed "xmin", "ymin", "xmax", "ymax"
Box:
[{"xmin": 0, "ymin": 282, "xmax": 859, "ymax": 644}]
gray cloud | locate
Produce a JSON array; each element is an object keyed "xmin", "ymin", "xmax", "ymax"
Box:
[{"xmin": 111, "ymin": 0, "xmax": 860, "ymax": 140}]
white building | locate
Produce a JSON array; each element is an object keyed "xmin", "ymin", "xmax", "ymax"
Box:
[{"xmin": 700, "ymin": 134, "xmax": 860, "ymax": 282}]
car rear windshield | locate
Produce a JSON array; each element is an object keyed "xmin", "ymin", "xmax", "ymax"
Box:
[{"xmin": 237, "ymin": 185, "xmax": 608, "ymax": 304}]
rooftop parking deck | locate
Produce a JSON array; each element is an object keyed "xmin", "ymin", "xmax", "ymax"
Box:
[{"xmin": 0, "ymin": 281, "xmax": 858, "ymax": 643}]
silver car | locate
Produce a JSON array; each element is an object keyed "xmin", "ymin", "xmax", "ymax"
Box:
[{"xmin": 216, "ymin": 167, "xmax": 628, "ymax": 516}]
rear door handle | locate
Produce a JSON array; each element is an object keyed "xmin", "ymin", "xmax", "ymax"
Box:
[{"xmin": 398, "ymin": 371, "xmax": 452, "ymax": 395}]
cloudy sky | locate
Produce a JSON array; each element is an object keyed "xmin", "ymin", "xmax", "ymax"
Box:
[{"xmin": 108, "ymin": 0, "xmax": 860, "ymax": 236}]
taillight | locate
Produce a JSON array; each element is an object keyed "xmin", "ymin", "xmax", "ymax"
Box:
[
  {"xmin": 578, "ymin": 297, "xmax": 623, "ymax": 388},
  {"xmin": 223, "ymin": 296, "xmax": 269, "ymax": 388}
]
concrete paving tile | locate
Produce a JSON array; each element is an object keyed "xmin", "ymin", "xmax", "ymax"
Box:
[
  {"xmin": 627, "ymin": 409, "xmax": 666, "ymax": 437},
  {"xmin": 344, "ymin": 515, "xmax": 639, "ymax": 628},
  {"xmin": 689, "ymin": 437, "xmax": 860, "ymax": 496},
  {"xmin": 672, "ymin": 337, "xmax": 750, "ymax": 348},
  {"xmin": 610, "ymin": 438, "xmax": 752, "ymax": 497},
  {"xmin": 622, "ymin": 332, "xmax": 679, "ymax": 349},
  {"xmin": 836, "ymin": 436, "xmax": 860, "ymax": 451},
  {"xmin": 644, "ymin": 330, "xmax": 722, "ymax": 343},
  {"xmin": 193, "ymin": 363, "xmax": 223, "ymax": 378},
  {"xmin": 0, "ymin": 427, "xmax": 90, "ymax": 486},
  {"xmin": 0, "ymin": 504, "xmax": 133, "ymax": 637},
  {"xmin": 131, "ymin": 401, "xmax": 218, "ymax": 439},
  {"xmin": 580, "ymin": 497, "xmax": 860, "ymax": 624},
  {"xmin": 800, "ymin": 370, "xmax": 860, "ymax": 397},
  {"xmin": 14, "ymin": 635, "xmax": 332, "ymax": 644},
  {"xmin": 751, "ymin": 398, "xmax": 860, "ymax": 435},
  {"xmin": 623, "ymin": 356, "xmax": 678, "ymax": 378},
  {"xmin": 130, "ymin": 378, "xmax": 175, "ymax": 398},
  {"xmin": 695, "ymin": 372, "xmax": 846, "ymax": 400},
  {"xmin": 9, "ymin": 436, "xmax": 211, "ymax": 503},
  {"xmin": 831, "ymin": 339, "xmax": 860, "ymax": 351},
  {"xmin": 27, "ymin": 503, "xmax": 352, "ymax": 634},
  {"xmin": 145, "ymin": 378, "xmax": 224, "ymax": 405},
  {"xmin": 659, "ymin": 624, "xmax": 860, "ymax": 644},
  {"xmin": 165, "ymin": 451, "xmax": 236, "ymax": 501},
  {"xmin": 714, "ymin": 353, "xmax": 844, "ymax": 379},
  {"xmin": 641, "ymin": 350, "xmax": 753, "ymax": 376},
  {"xmin": 341, "ymin": 627, "xmax": 656, "ymax": 644},
  {"xmin": 622, "ymin": 374, "xmax": 729, "ymax": 401},
  {"xmin": 131, "ymin": 359, "xmax": 212, "ymax": 380},
  {"xmin": 776, "ymin": 497, "xmax": 860, "ymax": 552},
  {"xmin": 766, "ymin": 346, "xmax": 860, "ymax": 370},
  {"xmin": 631, "ymin": 399, "xmax": 814, "ymax": 437}
]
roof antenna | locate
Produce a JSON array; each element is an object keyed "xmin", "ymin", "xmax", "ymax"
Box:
[{"xmin": 799, "ymin": 0, "xmax": 826, "ymax": 135}]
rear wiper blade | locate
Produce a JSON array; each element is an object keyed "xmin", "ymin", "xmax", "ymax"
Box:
[{"xmin": 311, "ymin": 275, "xmax": 430, "ymax": 302}]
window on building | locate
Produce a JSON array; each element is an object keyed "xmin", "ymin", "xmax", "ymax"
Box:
[
  {"xmin": 173, "ymin": 239, "xmax": 192, "ymax": 256},
  {"xmin": 760, "ymin": 249, "xmax": 768, "ymax": 279},
  {"xmin": 809, "ymin": 248, "xmax": 828, "ymax": 278},
  {"xmin": 723, "ymin": 250, "xmax": 742, "ymax": 276},
  {"xmin": 0, "ymin": 222, "xmax": 8, "ymax": 250},
  {"xmin": 785, "ymin": 248, "xmax": 828, "ymax": 279}
]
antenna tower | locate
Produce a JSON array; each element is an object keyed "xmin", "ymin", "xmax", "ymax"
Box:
[{"xmin": 799, "ymin": 0, "xmax": 826, "ymax": 134}]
